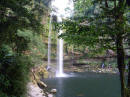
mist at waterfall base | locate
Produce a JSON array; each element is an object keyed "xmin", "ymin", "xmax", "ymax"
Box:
[{"xmin": 43, "ymin": 72, "xmax": 121, "ymax": 97}]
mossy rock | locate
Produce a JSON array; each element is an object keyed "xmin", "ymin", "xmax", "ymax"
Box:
[{"xmin": 30, "ymin": 65, "xmax": 49, "ymax": 83}]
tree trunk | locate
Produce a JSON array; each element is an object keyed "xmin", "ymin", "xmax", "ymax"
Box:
[
  {"xmin": 127, "ymin": 60, "xmax": 130, "ymax": 97},
  {"xmin": 128, "ymin": 61, "xmax": 130, "ymax": 88},
  {"xmin": 72, "ymin": 46, "xmax": 74, "ymax": 65},
  {"xmin": 116, "ymin": 34, "xmax": 126, "ymax": 97}
]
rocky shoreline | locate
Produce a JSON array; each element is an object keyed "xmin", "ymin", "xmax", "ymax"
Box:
[
  {"xmin": 27, "ymin": 82, "xmax": 56, "ymax": 97},
  {"xmin": 27, "ymin": 65, "xmax": 56, "ymax": 97},
  {"xmin": 27, "ymin": 64, "xmax": 120, "ymax": 97},
  {"xmin": 64, "ymin": 65, "xmax": 119, "ymax": 74}
]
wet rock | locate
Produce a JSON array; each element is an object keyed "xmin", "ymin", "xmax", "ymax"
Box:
[
  {"xmin": 37, "ymin": 81, "xmax": 47, "ymax": 89},
  {"xmin": 50, "ymin": 89, "xmax": 57, "ymax": 93},
  {"xmin": 99, "ymin": 70, "xmax": 102, "ymax": 73},
  {"xmin": 48, "ymin": 94, "xmax": 53, "ymax": 97},
  {"xmin": 27, "ymin": 82, "xmax": 45, "ymax": 97},
  {"xmin": 31, "ymin": 65, "xmax": 49, "ymax": 82},
  {"xmin": 92, "ymin": 70, "xmax": 96, "ymax": 72}
]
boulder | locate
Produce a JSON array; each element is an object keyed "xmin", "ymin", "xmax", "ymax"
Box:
[
  {"xmin": 37, "ymin": 81, "xmax": 47, "ymax": 89},
  {"xmin": 48, "ymin": 94, "xmax": 53, "ymax": 97},
  {"xmin": 50, "ymin": 89, "xmax": 57, "ymax": 93}
]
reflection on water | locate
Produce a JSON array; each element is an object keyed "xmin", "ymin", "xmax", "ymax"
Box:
[
  {"xmin": 56, "ymin": 78, "xmax": 63, "ymax": 97},
  {"xmin": 44, "ymin": 72, "xmax": 121, "ymax": 97}
]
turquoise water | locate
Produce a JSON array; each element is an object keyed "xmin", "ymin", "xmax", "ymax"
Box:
[{"xmin": 43, "ymin": 72, "xmax": 121, "ymax": 97}]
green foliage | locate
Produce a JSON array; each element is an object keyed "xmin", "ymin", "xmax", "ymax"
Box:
[
  {"xmin": 28, "ymin": 33, "xmax": 47, "ymax": 65},
  {"xmin": 0, "ymin": 45, "xmax": 32, "ymax": 97},
  {"xmin": 0, "ymin": 0, "xmax": 51, "ymax": 96},
  {"xmin": 60, "ymin": 0, "xmax": 130, "ymax": 97},
  {"xmin": 74, "ymin": 0, "xmax": 92, "ymax": 17},
  {"xmin": 0, "ymin": 29, "xmax": 47, "ymax": 97},
  {"xmin": 60, "ymin": 0, "xmax": 130, "ymax": 52},
  {"xmin": 0, "ymin": 0, "xmax": 48, "ymax": 46}
]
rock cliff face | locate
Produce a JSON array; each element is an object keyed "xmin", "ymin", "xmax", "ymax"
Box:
[
  {"xmin": 27, "ymin": 82, "xmax": 46, "ymax": 97},
  {"xmin": 30, "ymin": 65, "xmax": 49, "ymax": 83},
  {"xmin": 28, "ymin": 65, "xmax": 50, "ymax": 97},
  {"xmin": 27, "ymin": 82, "xmax": 55, "ymax": 97}
]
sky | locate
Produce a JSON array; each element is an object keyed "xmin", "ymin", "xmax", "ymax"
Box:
[{"xmin": 51, "ymin": 0, "xmax": 74, "ymax": 19}]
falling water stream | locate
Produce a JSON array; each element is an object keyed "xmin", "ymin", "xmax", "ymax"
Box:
[
  {"xmin": 48, "ymin": 0, "xmax": 73, "ymax": 77},
  {"xmin": 56, "ymin": 30, "xmax": 67, "ymax": 77},
  {"xmin": 47, "ymin": 14, "xmax": 52, "ymax": 69}
]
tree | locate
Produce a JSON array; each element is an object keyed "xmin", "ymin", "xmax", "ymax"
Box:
[
  {"xmin": 60, "ymin": 0, "xmax": 130, "ymax": 97},
  {"xmin": 0, "ymin": 0, "xmax": 51, "ymax": 96}
]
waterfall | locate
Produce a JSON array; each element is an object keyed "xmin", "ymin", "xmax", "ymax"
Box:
[
  {"xmin": 48, "ymin": 0, "xmax": 74, "ymax": 77},
  {"xmin": 56, "ymin": 30, "xmax": 67, "ymax": 77},
  {"xmin": 47, "ymin": 15, "xmax": 52, "ymax": 70},
  {"xmin": 58, "ymin": 32, "xmax": 64, "ymax": 75}
]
